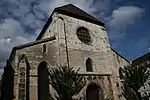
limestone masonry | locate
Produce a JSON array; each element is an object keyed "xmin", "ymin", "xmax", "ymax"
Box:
[{"xmin": 1, "ymin": 4, "xmax": 130, "ymax": 100}]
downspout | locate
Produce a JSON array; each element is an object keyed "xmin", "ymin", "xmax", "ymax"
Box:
[{"xmin": 56, "ymin": 16, "xmax": 70, "ymax": 67}]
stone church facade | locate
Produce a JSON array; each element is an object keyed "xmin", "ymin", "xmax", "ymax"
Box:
[{"xmin": 1, "ymin": 4, "xmax": 130, "ymax": 100}]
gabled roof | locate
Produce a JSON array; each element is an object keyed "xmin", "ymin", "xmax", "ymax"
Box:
[
  {"xmin": 8, "ymin": 36, "xmax": 56, "ymax": 62},
  {"xmin": 15, "ymin": 36, "xmax": 56, "ymax": 49},
  {"xmin": 36, "ymin": 4, "xmax": 104, "ymax": 40},
  {"xmin": 132, "ymin": 53, "xmax": 150, "ymax": 65},
  {"xmin": 55, "ymin": 4, "xmax": 104, "ymax": 26},
  {"xmin": 111, "ymin": 48, "xmax": 130, "ymax": 63}
]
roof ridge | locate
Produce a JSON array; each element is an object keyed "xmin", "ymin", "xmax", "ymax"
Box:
[
  {"xmin": 55, "ymin": 4, "xmax": 101, "ymax": 22},
  {"xmin": 36, "ymin": 4, "xmax": 104, "ymax": 40}
]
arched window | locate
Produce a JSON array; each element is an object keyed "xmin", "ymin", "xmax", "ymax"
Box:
[
  {"xmin": 43, "ymin": 44, "xmax": 47, "ymax": 54},
  {"xmin": 38, "ymin": 61, "xmax": 49, "ymax": 100},
  {"xmin": 86, "ymin": 58, "xmax": 93, "ymax": 72}
]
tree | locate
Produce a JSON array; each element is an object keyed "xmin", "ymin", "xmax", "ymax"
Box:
[
  {"xmin": 121, "ymin": 82, "xmax": 137, "ymax": 100},
  {"xmin": 119, "ymin": 64, "xmax": 150, "ymax": 100},
  {"xmin": 49, "ymin": 65, "xmax": 86, "ymax": 100}
]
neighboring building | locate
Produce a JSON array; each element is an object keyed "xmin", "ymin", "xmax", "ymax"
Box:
[
  {"xmin": 0, "ymin": 4, "xmax": 130, "ymax": 100},
  {"xmin": 132, "ymin": 53, "xmax": 150, "ymax": 99}
]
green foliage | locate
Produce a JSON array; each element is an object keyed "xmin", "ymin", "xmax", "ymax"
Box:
[
  {"xmin": 121, "ymin": 82, "xmax": 137, "ymax": 100},
  {"xmin": 119, "ymin": 64, "xmax": 150, "ymax": 99},
  {"xmin": 49, "ymin": 65, "xmax": 86, "ymax": 100}
]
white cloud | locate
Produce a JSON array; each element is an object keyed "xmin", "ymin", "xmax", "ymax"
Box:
[
  {"xmin": 109, "ymin": 6, "xmax": 145, "ymax": 39},
  {"xmin": 0, "ymin": 36, "xmax": 29, "ymax": 66},
  {"xmin": 0, "ymin": 18, "xmax": 37, "ymax": 69},
  {"xmin": 0, "ymin": 0, "xmax": 145, "ymax": 71},
  {"xmin": 0, "ymin": 0, "xmax": 100, "ymax": 70},
  {"xmin": 111, "ymin": 6, "xmax": 144, "ymax": 28},
  {"xmin": 0, "ymin": 19, "xmax": 24, "ymax": 38}
]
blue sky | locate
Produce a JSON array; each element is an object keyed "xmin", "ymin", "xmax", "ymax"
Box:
[{"xmin": 0, "ymin": 0, "xmax": 150, "ymax": 72}]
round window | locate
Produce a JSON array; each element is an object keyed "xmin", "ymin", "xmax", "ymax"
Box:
[{"xmin": 77, "ymin": 27, "xmax": 92, "ymax": 44}]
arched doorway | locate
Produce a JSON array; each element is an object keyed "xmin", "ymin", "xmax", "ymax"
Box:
[
  {"xmin": 38, "ymin": 61, "xmax": 49, "ymax": 100},
  {"xmin": 86, "ymin": 84, "xmax": 104, "ymax": 100}
]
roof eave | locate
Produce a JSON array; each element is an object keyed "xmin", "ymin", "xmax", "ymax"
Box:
[
  {"xmin": 56, "ymin": 9, "xmax": 105, "ymax": 26},
  {"xmin": 9, "ymin": 36, "xmax": 56, "ymax": 61},
  {"xmin": 36, "ymin": 10, "xmax": 56, "ymax": 40}
]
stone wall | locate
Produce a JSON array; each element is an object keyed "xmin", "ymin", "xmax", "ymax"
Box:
[
  {"xmin": 9, "ymin": 12, "xmax": 131, "ymax": 100},
  {"xmin": 111, "ymin": 50, "xmax": 130, "ymax": 100},
  {"xmin": 41, "ymin": 13, "xmax": 113, "ymax": 74},
  {"xmin": 12, "ymin": 39, "xmax": 58, "ymax": 100}
]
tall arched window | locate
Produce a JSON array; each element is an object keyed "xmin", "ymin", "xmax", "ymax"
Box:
[
  {"xmin": 86, "ymin": 58, "xmax": 93, "ymax": 72},
  {"xmin": 38, "ymin": 61, "xmax": 49, "ymax": 100}
]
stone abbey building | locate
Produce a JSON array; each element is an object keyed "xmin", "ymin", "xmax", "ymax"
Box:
[{"xmin": 1, "ymin": 4, "xmax": 130, "ymax": 100}]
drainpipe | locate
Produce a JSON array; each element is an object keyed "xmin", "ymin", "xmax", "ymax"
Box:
[{"xmin": 55, "ymin": 15, "xmax": 70, "ymax": 67}]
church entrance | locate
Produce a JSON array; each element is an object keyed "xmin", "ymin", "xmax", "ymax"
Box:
[
  {"xmin": 38, "ymin": 61, "xmax": 49, "ymax": 100},
  {"xmin": 86, "ymin": 84, "xmax": 104, "ymax": 100}
]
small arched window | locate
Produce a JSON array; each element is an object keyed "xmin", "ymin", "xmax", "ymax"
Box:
[
  {"xmin": 43, "ymin": 44, "xmax": 47, "ymax": 54},
  {"xmin": 86, "ymin": 58, "xmax": 93, "ymax": 72}
]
